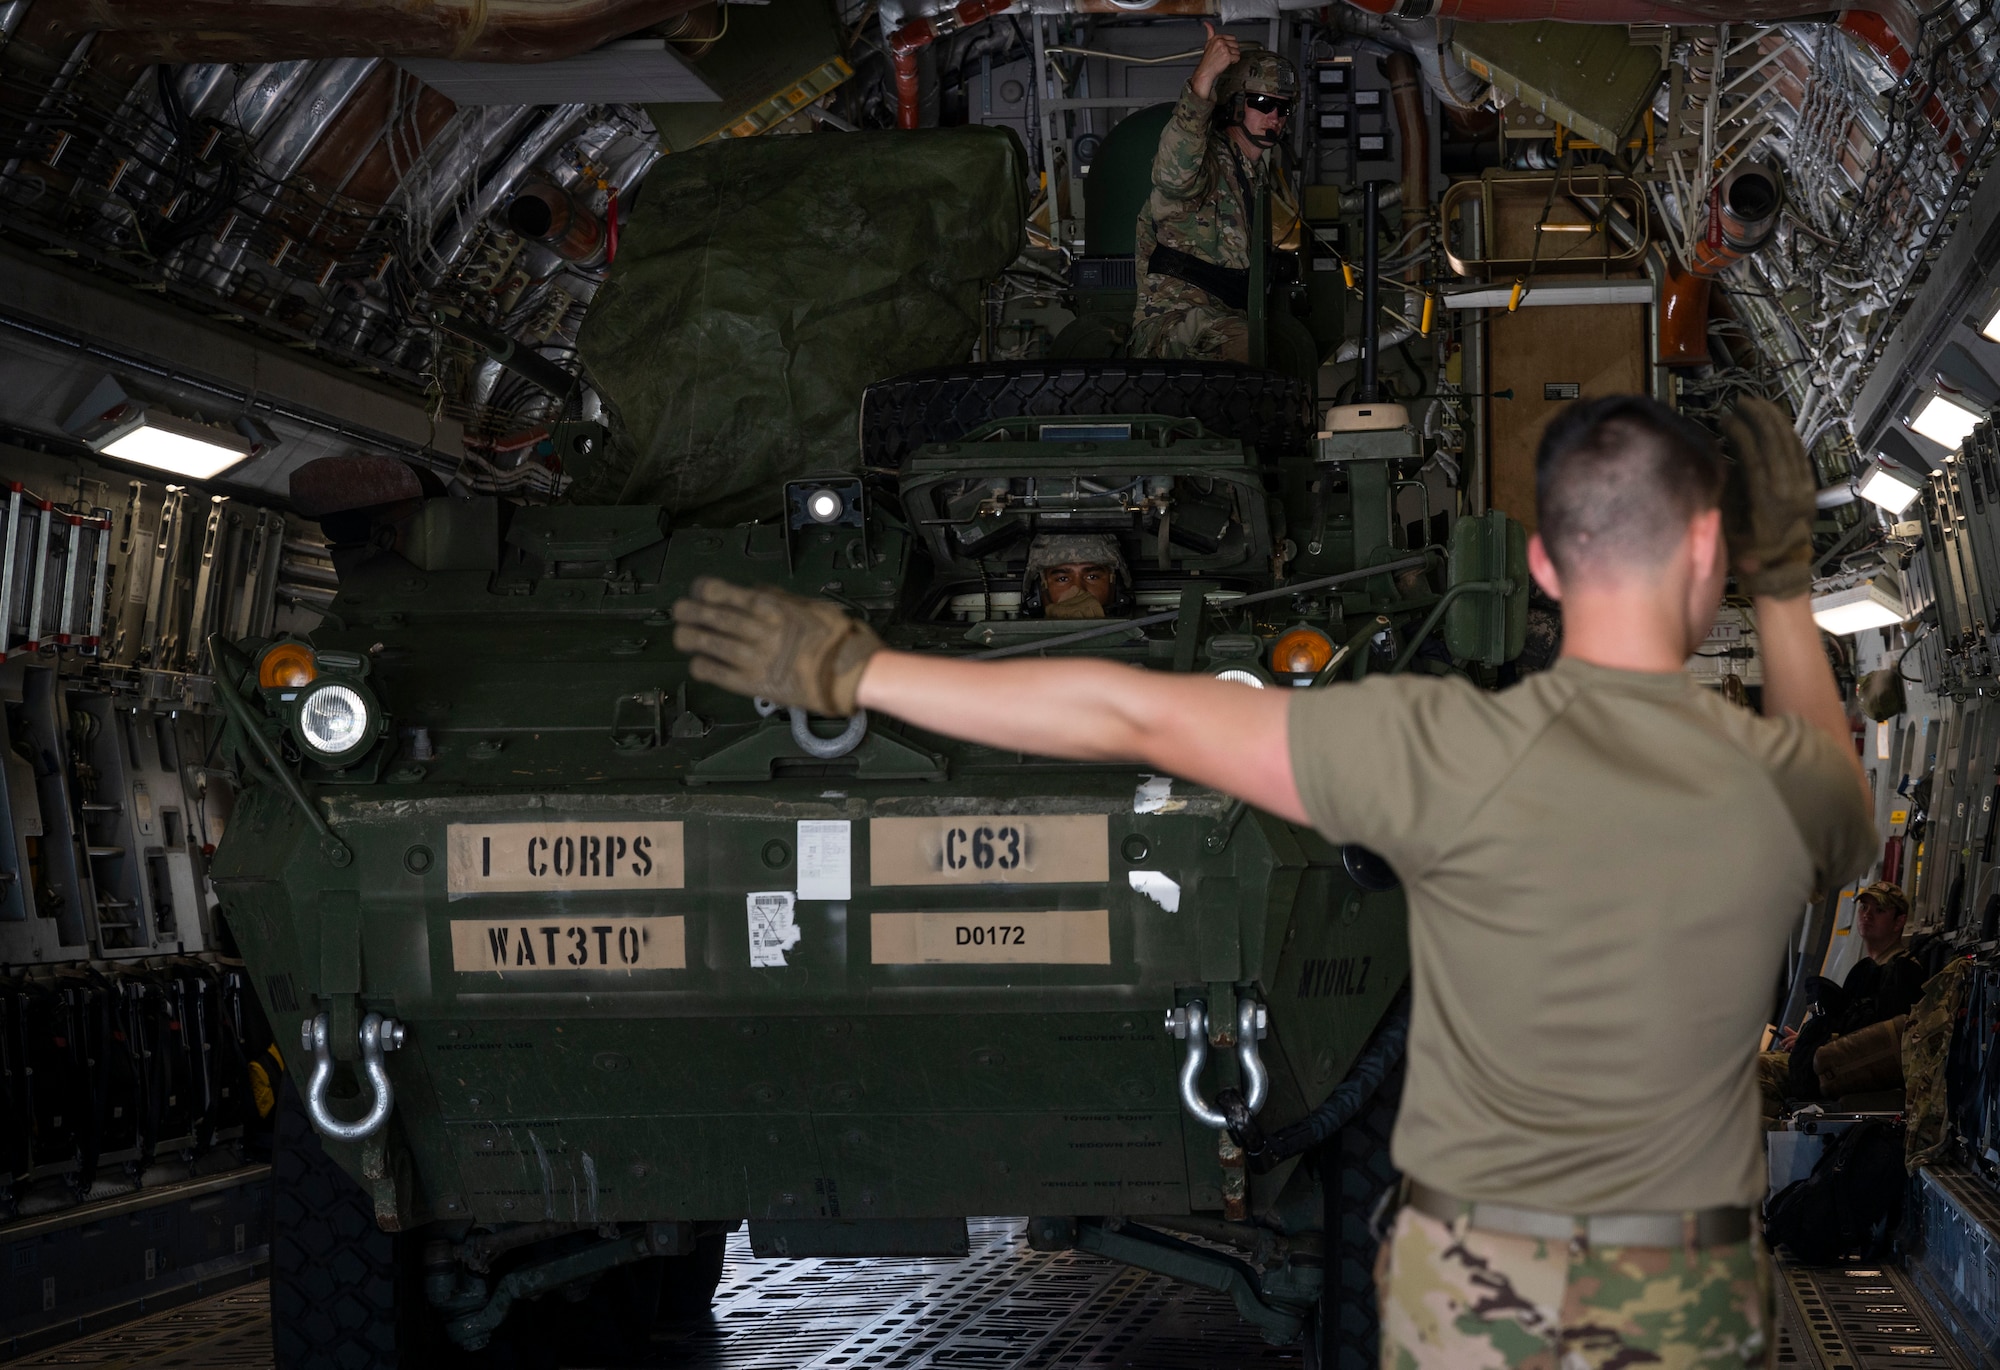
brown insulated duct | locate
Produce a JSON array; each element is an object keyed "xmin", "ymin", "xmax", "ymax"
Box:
[
  {"xmin": 265, "ymin": 65, "xmax": 457, "ymax": 266},
  {"xmin": 1385, "ymin": 51, "xmax": 1429, "ymax": 234},
  {"xmin": 1659, "ymin": 162, "xmax": 1783, "ymax": 365},
  {"xmin": 30, "ymin": 0, "xmax": 712, "ymax": 64},
  {"xmin": 1657, "ymin": 265, "xmax": 1712, "ymax": 366},
  {"xmin": 504, "ymin": 175, "xmax": 606, "ymax": 263},
  {"xmin": 888, "ymin": 0, "xmax": 1014, "ymax": 131}
]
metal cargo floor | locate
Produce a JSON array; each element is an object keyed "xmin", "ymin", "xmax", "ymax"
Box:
[
  {"xmin": 19, "ymin": 1222, "xmax": 1971, "ymax": 1369},
  {"xmin": 1776, "ymin": 1260, "xmax": 1969, "ymax": 1370},
  {"xmin": 12, "ymin": 1218, "xmax": 1302, "ymax": 1368}
]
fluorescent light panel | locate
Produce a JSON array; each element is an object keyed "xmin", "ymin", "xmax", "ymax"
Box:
[
  {"xmin": 1857, "ymin": 462, "xmax": 1923, "ymax": 515},
  {"xmin": 1983, "ymin": 301, "xmax": 2000, "ymax": 344},
  {"xmin": 1810, "ymin": 580, "xmax": 1906, "ymax": 635},
  {"xmin": 99, "ymin": 412, "xmax": 253, "ymax": 480},
  {"xmin": 1910, "ymin": 392, "xmax": 1984, "ymax": 449}
]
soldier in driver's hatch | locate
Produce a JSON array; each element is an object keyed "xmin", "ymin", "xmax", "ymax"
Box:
[
  {"xmin": 1024, "ymin": 533, "xmax": 1127, "ymax": 620},
  {"xmin": 673, "ymin": 396, "xmax": 1877, "ymax": 1369},
  {"xmin": 1130, "ymin": 25, "xmax": 1295, "ymax": 363}
]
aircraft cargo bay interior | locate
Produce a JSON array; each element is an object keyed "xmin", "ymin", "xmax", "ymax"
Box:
[{"xmin": 0, "ymin": 3, "xmax": 1997, "ymax": 1368}]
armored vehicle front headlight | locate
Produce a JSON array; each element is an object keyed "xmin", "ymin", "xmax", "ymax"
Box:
[
  {"xmin": 296, "ymin": 682, "xmax": 374, "ymax": 761},
  {"xmin": 1213, "ymin": 667, "xmax": 1267, "ymax": 689}
]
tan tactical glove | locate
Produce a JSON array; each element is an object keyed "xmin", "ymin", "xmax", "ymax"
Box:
[
  {"xmin": 1045, "ymin": 591, "xmax": 1106, "ymax": 621},
  {"xmin": 1720, "ymin": 396, "xmax": 1817, "ymax": 600},
  {"xmin": 672, "ymin": 577, "xmax": 883, "ymax": 717}
]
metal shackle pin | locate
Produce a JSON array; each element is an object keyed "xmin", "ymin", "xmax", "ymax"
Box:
[
  {"xmin": 1164, "ymin": 999, "xmax": 1269, "ymax": 1130},
  {"xmin": 301, "ymin": 1010, "xmax": 405, "ymax": 1141},
  {"xmin": 755, "ymin": 695, "xmax": 870, "ymax": 759}
]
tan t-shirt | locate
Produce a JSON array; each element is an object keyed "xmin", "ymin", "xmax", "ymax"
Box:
[{"xmin": 1288, "ymin": 657, "xmax": 1877, "ymax": 1212}]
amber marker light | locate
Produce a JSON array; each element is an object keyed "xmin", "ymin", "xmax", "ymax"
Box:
[
  {"xmin": 258, "ymin": 641, "xmax": 318, "ymax": 689},
  {"xmin": 1270, "ymin": 627, "xmax": 1336, "ymax": 676}
]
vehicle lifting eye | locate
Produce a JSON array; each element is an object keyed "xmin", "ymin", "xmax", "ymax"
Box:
[
  {"xmin": 1270, "ymin": 626, "xmax": 1335, "ymax": 676},
  {"xmin": 258, "ymin": 640, "xmax": 318, "ymax": 689},
  {"xmin": 805, "ymin": 488, "xmax": 846, "ymax": 524}
]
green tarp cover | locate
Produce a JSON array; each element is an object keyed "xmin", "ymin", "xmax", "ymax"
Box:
[{"xmin": 572, "ymin": 126, "xmax": 1027, "ymax": 520}]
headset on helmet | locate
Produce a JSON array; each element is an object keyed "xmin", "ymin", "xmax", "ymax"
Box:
[{"xmin": 1214, "ymin": 46, "xmax": 1298, "ymax": 148}]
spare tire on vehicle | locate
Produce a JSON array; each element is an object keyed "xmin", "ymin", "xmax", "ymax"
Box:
[{"xmin": 860, "ymin": 360, "xmax": 1314, "ymax": 468}]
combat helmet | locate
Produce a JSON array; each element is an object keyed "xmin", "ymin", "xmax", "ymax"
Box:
[
  {"xmin": 1021, "ymin": 532, "xmax": 1132, "ymax": 619},
  {"xmin": 1214, "ymin": 45, "xmax": 1298, "ymax": 147}
]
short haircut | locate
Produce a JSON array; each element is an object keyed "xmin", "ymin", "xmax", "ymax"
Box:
[{"xmin": 1535, "ymin": 395, "xmax": 1725, "ymax": 578}]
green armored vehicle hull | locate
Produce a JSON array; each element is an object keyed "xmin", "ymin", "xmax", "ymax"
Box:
[{"xmin": 209, "ymin": 362, "xmax": 1524, "ymax": 1366}]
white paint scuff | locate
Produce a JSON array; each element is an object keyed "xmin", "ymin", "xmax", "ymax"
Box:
[
  {"xmin": 1134, "ymin": 774, "xmax": 1187, "ymax": 814},
  {"xmin": 1128, "ymin": 871, "xmax": 1181, "ymax": 912}
]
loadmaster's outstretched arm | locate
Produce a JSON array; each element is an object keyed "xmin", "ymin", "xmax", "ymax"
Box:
[
  {"xmin": 668, "ymin": 578, "xmax": 1307, "ymax": 823},
  {"xmin": 862, "ymin": 652, "xmax": 1305, "ymax": 822}
]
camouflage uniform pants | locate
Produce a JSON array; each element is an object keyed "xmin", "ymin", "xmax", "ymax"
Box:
[
  {"xmin": 1377, "ymin": 1205, "xmax": 1772, "ymax": 1370},
  {"xmin": 1130, "ymin": 277, "xmax": 1250, "ymax": 363},
  {"xmin": 1757, "ymin": 1050, "xmax": 1791, "ymax": 1128}
]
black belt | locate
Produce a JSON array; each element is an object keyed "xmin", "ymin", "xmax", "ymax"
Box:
[
  {"xmin": 1408, "ymin": 1181, "xmax": 1753, "ymax": 1250},
  {"xmin": 1146, "ymin": 244, "xmax": 1250, "ymax": 312}
]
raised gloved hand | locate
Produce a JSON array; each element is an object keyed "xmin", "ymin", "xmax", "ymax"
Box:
[
  {"xmin": 672, "ymin": 577, "xmax": 883, "ymax": 717},
  {"xmin": 1720, "ymin": 396, "xmax": 1817, "ymax": 600}
]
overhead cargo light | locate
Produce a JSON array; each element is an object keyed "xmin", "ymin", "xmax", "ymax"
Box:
[
  {"xmin": 1810, "ymin": 578, "xmax": 1907, "ymax": 635},
  {"xmin": 1856, "ymin": 460, "xmax": 1924, "ymax": 516},
  {"xmin": 61, "ymin": 375, "xmax": 258, "ymax": 480},
  {"xmin": 97, "ymin": 410, "xmax": 257, "ymax": 480},
  {"xmin": 1982, "ymin": 301, "xmax": 2000, "ymax": 344},
  {"xmin": 1909, "ymin": 392, "xmax": 1984, "ymax": 450}
]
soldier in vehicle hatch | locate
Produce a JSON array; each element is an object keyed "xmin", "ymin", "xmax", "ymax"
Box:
[
  {"xmin": 673, "ymin": 396, "xmax": 1878, "ymax": 1369},
  {"xmin": 1130, "ymin": 25, "xmax": 1297, "ymax": 363},
  {"xmin": 1023, "ymin": 533, "xmax": 1129, "ymax": 620}
]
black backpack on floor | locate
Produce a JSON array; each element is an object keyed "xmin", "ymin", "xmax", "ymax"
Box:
[{"xmin": 1764, "ymin": 1118, "xmax": 1906, "ymax": 1264}]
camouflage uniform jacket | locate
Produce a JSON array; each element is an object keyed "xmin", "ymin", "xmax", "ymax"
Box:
[
  {"xmin": 1903, "ymin": 957, "xmax": 1972, "ymax": 1173},
  {"xmin": 1133, "ymin": 85, "xmax": 1267, "ymax": 328}
]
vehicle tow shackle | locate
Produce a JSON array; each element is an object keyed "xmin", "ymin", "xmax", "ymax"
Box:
[
  {"xmin": 754, "ymin": 696, "xmax": 869, "ymax": 759},
  {"xmin": 301, "ymin": 1010, "xmax": 405, "ymax": 1141},
  {"xmin": 1164, "ymin": 998, "xmax": 1269, "ymax": 1130}
]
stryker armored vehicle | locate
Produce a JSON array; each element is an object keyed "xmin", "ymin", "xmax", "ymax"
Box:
[{"xmin": 208, "ymin": 358, "xmax": 1527, "ymax": 1368}]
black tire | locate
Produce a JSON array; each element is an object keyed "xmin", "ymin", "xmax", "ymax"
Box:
[
  {"xmin": 550, "ymin": 1257, "xmax": 664, "ymax": 1363},
  {"xmin": 1308, "ymin": 1064, "xmax": 1404, "ymax": 1370},
  {"xmin": 271, "ymin": 1078, "xmax": 434, "ymax": 1370},
  {"xmin": 858, "ymin": 360, "xmax": 1313, "ymax": 468},
  {"xmin": 658, "ymin": 1231, "xmax": 729, "ymax": 1320}
]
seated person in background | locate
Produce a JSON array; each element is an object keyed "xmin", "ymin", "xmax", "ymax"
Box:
[
  {"xmin": 1025, "ymin": 533, "xmax": 1129, "ymax": 620},
  {"xmin": 1760, "ymin": 881, "xmax": 1923, "ymax": 1120}
]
